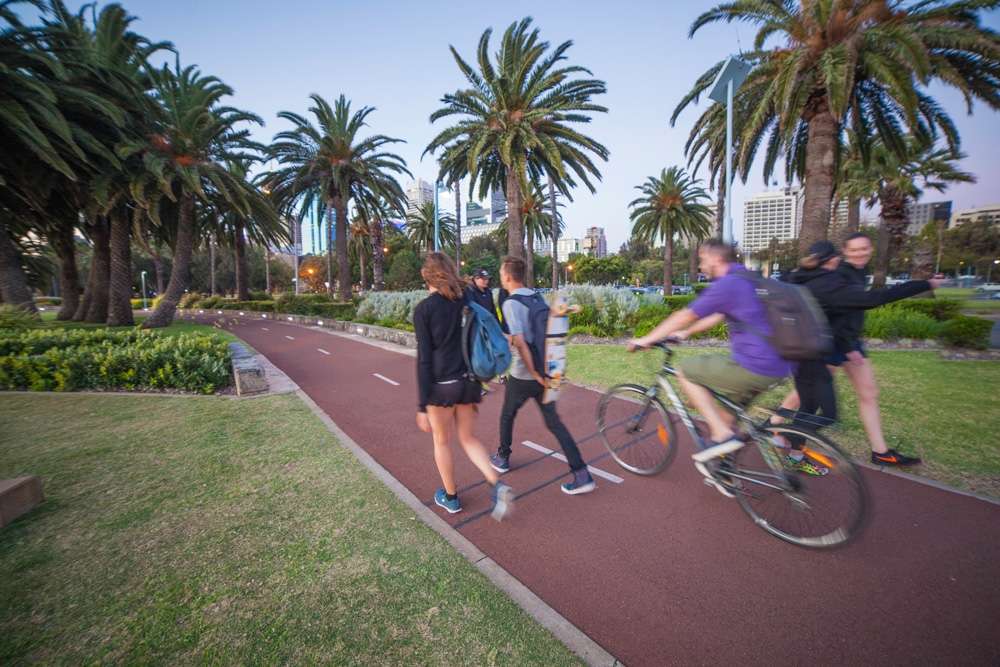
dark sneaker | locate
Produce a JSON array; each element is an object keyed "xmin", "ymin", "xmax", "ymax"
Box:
[
  {"xmin": 434, "ymin": 489, "xmax": 462, "ymax": 514},
  {"xmin": 871, "ymin": 449, "xmax": 922, "ymax": 466},
  {"xmin": 491, "ymin": 482, "xmax": 515, "ymax": 522},
  {"xmin": 489, "ymin": 454, "xmax": 510, "ymax": 474},
  {"xmin": 561, "ymin": 468, "xmax": 596, "ymax": 495}
]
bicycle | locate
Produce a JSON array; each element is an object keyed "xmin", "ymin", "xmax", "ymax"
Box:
[{"xmin": 596, "ymin": 340, "xmax": 868, "ymax": 549}]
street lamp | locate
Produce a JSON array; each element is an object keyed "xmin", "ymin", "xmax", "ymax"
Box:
[
  {"xmin": 565, "ymin": 264, "xmax": 573, "ymax": 284},
  {"xmin": 140, "ymin": 270, "xmax": 148, "ymax": 310},
  {"xmin": 988, "ymin": 259, "xmax": 999, "ymax": 284},
  {"xmin": 707, "ymin": 56, "xmax": 751, "ymax": 245}
]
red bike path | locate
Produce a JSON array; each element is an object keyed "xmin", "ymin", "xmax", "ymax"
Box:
[{"xmin": 194, "ymin": 313, "xmax": 1000, "ymax": 667}]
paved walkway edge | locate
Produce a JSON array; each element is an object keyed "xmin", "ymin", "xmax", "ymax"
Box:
[{"xmin": 293, "ymin": 388, "xmax": 624, "ymax": 667}]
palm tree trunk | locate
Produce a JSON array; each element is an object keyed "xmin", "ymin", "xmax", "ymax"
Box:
[
  {"xmin": 715, "ymin": 180, "xmax": 725, "ymax": 239},
  {"xmin": 872, "ymin": 221, "xmax": 891, "ymax": 290},
  {"xmin": 153, "ymin": 247, "xmax": 165, "ymax": 295},
  {"xmin": 265, "ymin": 247, "xmax": 271, "ymax": 294},
  {"xmin": 454, "ymin": 181, "xmax": 462, "ymax": 270},
  {"xmin": 209, "ymin": 232, "xmax": 217, "ymax": 295},
  {"xmin": 846, "ymin": 197, "xmax": 860, "ymax": 236},
  {"xmin": 526, "ymin": 225, "xmax": 535, "ymax": 288},
  {"xmin": 143, "ymin": 195, "xmax": 195, "ymax": 328},
  {"xmin": 326, "ymin": 203, "xmax": 334, "ymax": 291},
  {"xmin": 370, "ymin": 218, "xmax": 384, "ymax": 291},
  {"xmin": 334, "ymin": 195, "xmax": 350, "ymax": 301},
  {"xmin": 689, "ymin": 244, "xmax": 699, "ymax": 286},
  {"xmin": 663, "ymin": 224, "xmax": 674, "ymax": 291},
  {"xmin": 235, "ymin": 219, "xmax": 249, "ymax": 301},
  {"xmin": 549, "ymin": 175, "xmax": 559, "ymax": 289},
  {"xmin": 106, "ymin": 206, "xmax": 135, "ymax": 327},
  {"xmin": 505, "ymin": 168, "xmax": 524, "ymax": 258},
  {"xmin": 799, "ymin": 105, "xmax": 838, "ymax": 250},
  {"xmin": 0, "ymin": 214, "xmax": 38, "ymax": 314},
  {"xmin": 52, "ymin": 223, "xmax": 81, "ymax": 321},
  {"xmin": 84, "ymin": 216, "xmax": 110, "ymax": 323},
  {"xmin": 359, "ymin": 249, "xmax": 366, "ymax": 296},
  {"xmin": 72, "ymin": 260, "xmax": 94, "ymax": 322}
]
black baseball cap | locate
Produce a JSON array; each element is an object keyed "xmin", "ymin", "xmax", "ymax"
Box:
[
  {"xmin": 807, "ymin": 240, "xmax": 841, "ymax": 264},
  {"xmin": 473, "ymin": 269, "xmax": 490, "ymax": 279}
]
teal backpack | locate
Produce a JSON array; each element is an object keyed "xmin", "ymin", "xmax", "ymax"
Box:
[{"xmin": 462, "ymin": 301, "xmax": 511, "ymax": 381}]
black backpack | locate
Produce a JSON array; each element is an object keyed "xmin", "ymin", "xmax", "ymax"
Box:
[
  {"xmin": 731, "ymin": 272, "xmax": 833, "ymax": 361},
  {"xmin": 507, "ymin": 292, "xmax": 551, "ymax": 377}
]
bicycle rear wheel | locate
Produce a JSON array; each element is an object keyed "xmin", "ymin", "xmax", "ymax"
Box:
[
  {"xmin": 731, "ymin": 425, "xmax": 868, "ymax": 549},
  {"xmin": 597, "ymin": 384, "xmax": 676, "ymax": 475}
]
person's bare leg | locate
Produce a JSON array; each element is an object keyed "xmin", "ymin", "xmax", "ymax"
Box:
[
  {"xmin": 453, "ymin": 404, "xmax": 499, "ymax": 485},
  {"xmin": 842, "ymin": 358, "xmax": 888, "ymax": 454},
  {"xmin": 427, "ymin": 405, "xmax": 458, "ymax": 494},
  {"xmin": 769, "ymin": 389, "xmax": 800, "ymax": 425},
  {"xmin": 677, "ymin": 371, "xmax": 734, "ymax": 441}
]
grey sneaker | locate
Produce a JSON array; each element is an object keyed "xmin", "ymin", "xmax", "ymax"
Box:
[{"xmin": 491, "ymin": 482, "xmax": 515, "ymax": 522}]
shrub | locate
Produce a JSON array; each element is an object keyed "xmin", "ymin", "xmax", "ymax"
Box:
[
  {"xmin": 34, "ymin": 297, "xmax": 61, "ymax": 306},
  {"xmin": 940, "ymin": 314, "xmax": 992, "ymax": 350},
  {"xmin": 249, "ymin": 291, "xmax": 273, "ymax": 301},
  {"xmin": 356, "ymin": 291, "xmax": 428, "ymax": 325},
  {"xmin": 0, "ymin": 328, "xmax": 231, "ymax": 393},
  {"xmin": 376, "ymin": 318, "xmax": 414, "ymax": 332},
  {"xmin": 568, "ymin": 325, "xmax": 601, "ymax": 338},
  {"xmin": 862, "ymin": 306, "xmax": 942, "ymax": 340},
  {"xmin": 179, "ymin": 292, "xmax": 203, "ymax": 308},
  {"xmin": 199, "ymin": 295, "xmax": 229, "ymax": 309},
  {"xmin": 0, "ymin": 305, "xmax": 39, "ymax": 332},
  {"xmin": 893, "ymin": 298, "xmax": 962, "ymax": 322}
]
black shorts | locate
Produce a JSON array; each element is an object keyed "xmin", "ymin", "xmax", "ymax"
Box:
[{"xmin": 427, "ymin": 375, "xmax": 481, "ymax": 408}]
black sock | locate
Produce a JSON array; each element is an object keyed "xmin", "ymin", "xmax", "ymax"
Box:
[{"xmin": 445, "ymin": 492, "xmax": 458, "ymax": 501}]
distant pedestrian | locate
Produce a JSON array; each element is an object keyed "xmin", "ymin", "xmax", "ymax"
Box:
[
  {"xmin": 414, "ymin": 252, "xmax": 515, "ymax": 520},
  {"xmin": 465, "ymin": 269, "xmax": 500, "ymax": 394},
  {"xmin": 490, "ymin": 256, "xmax": 596, "ymax": 495}
]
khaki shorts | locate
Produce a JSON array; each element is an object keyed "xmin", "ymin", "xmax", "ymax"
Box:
[{"xmin": 679, "ymin": 354, "xmax": 786, "ymax": 406}]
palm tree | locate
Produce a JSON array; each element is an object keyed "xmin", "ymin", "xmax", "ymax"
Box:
[
  {"xmin": 406, "ymin": 202, "xmax": 455, "ymax": 253},
  {"xmin": 521, "ymin": 180, "xmax": 562, "ymax": 288},
  {"xmin": 676, "ymin": 0, "xmax": 1000, "ymax": 250},
  {"xmin": 841, "ymin": 137, "xmax": 973, "ymax": 288},
  {"xmin": 630, "ymin": 167, "xmax": 713, "ymax": 291},
  {"xmin": 348, "ymin": 214, "xmax": 370, "ymax": 295},
  {"xmin": 425, "ymin": 17, "xmax": 609, "ymax": 260},
  {"xmin": 268, "ymin": 94, "xmax": 410, "ymax": 301},
  {"xmin": 122, "ymin": 63, "xmax": 263, "ymax": 328}
]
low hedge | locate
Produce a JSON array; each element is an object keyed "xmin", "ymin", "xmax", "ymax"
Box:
[
  {"xmin": 940, "ymin": 314, "xmax": 993, "ymax": 350},
  {"xmin": 0, "ymin": 328, "xmax": 232, "ymax": 393},
  {"xmin": 893, "ymin": 298, "xmax": 962, "ymax": 322}
]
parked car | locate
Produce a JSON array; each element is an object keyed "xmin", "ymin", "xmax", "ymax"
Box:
[
  {"xmin": 645, "ymin": 286, "xmax": 664, "ymax": 295},
  {"xmin": 976, "ymin": 283, "xmax": 1000, "ymax": 292},
  {"xmin": 671, "ymin": 286, "xmax": 693, "ymax": 295},
  {"xmin": 933, "ymin": 272, "xmax": 946, "ymax": 279}
]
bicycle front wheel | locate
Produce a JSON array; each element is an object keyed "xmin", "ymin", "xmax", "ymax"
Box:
[
  {"xmin": 732, "ymin": 425, "xmax": 868, "ymax": 549},
  {"xmin": 597, "ymin": 384, "xmax": 676, "ymax": 475}
]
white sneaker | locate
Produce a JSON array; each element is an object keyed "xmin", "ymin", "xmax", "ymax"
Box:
[{"xmin": 691, "ymin": 437, "xmax": 744, "ymax": 480}]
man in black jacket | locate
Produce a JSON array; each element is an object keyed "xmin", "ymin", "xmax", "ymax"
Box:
[
  {"xmin": 465, "ymin": 269, "xmax": 497, "ymax": 319},
  {"xmin": 775, "ymin": 236, "xmax": 943, "ymax": 467}
]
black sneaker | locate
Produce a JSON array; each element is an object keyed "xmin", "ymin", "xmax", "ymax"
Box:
[{"xmin": 871, "ymin": 449, "xmax": 922, "ymax": 466}]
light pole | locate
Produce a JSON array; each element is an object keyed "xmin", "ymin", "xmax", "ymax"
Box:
[
  {"xmin": 707, "ymin": 56, "xmax": 751, "ymax": 246},
  {"xmin": 988, "ymin": 259, "xmax": 998, "ymax": 284},
  {"xmin": 433, "ymin": 181, "xmax": 447, "ymax": 251},
  {"xmin": 141, "ymin": 270, "xmax": 148, "ymax": 310},
  {"xmin": 565, "ymin": 264, "xmax": 573, "ymax": 284}
]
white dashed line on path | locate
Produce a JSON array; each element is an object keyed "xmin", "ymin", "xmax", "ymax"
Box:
[
  {"xmin": 318, "ymin": 349, "xmax": 330, "ymax": 355},
  {"xmin": 373, "ymin": 373, "xmax": 400, "ymax": 386},
  {"xmin": 285, "ymin": 336, "xmax": 294, "ymax": 340},
  {"xmin": 261, "ymin": 327, "xmax": 269, "ymax": 331},
  {"xmin": 521, "ymin": 440, "xmax": 624, "ymax": 484}
]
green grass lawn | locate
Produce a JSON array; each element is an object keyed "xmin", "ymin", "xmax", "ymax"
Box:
[
  {"xmin": 568, "ymin": 345, "xmax": 1000, "ymax": 498},
  {"xmin": 37, "ymin": 312, "xmax": 244, "ymax": 345},
  {"xmin": 0, "ymin": 393, "xmax": 583, "ymax": 666}
]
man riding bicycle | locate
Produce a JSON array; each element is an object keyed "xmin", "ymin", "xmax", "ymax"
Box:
[{"xmin": 628, "ymin": 240, "xmax": 793, "ymax": 487}]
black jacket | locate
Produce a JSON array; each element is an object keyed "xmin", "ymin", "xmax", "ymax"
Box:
[
  {"xmin": 785, "ymin": 263, "xmax": 931, "ymax": 353},
  {"xmin": 464, "ymin": 284, "xmax": 496, "ymax": 320}
]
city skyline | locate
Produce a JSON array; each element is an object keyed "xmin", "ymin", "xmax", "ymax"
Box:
[{"xmin": 52, "ymin": 0, "xmax": 1000, "ymax": 253}]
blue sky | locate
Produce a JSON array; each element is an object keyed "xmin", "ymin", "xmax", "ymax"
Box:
[{"xmin": 57, "ymin": 1, "xmax": 1000, "ymax": 251}]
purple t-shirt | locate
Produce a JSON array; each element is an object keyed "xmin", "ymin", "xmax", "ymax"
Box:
[{"xmin": 689, "ymin": 264, "xmax": 793, "ymax": 378}]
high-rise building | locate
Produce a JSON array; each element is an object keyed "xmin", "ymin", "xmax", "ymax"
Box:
[
  {"xmin": 405, "ymin": 178, "xmax": 434, "ymax": 217},
  {"xmin": 555, "ymin": 237, "xmax": 582, "ymax": 262},
  {"xmin": 950, "ymin": 203, "xmax": 1000, "ymax": 228},
  {"xmin": 907, "ymin": 201, "xmax": 951, "ymax": 235},
  {"xmin": 466, "ymin": 200, "xmax": 489, "ymax": 226},
  {"xmin": 491, "ymin": 189, "xmax": 507, "ymax": 224},
  {"xmin": 742, "ymin": 186, "xmax": 803, "ymax": 254},
  {"xmin": 583, "ymin": 227, "xmax": 608, "ymax": 257}
]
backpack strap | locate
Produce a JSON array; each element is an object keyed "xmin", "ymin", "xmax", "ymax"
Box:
[
  {"xmin": 724, "ymin": 271, "xmax": 772, "ymax": 344},
  {"xmin": 460, "ymin": 304, "xmax": 475, "ymax": 377}
]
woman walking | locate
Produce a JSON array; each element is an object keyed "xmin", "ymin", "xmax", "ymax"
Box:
[{"xmin": 414, "ymin": 252, "xmax": 515, "ymax": 520}]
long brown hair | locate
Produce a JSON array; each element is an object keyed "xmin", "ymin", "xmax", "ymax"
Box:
[{"xmin": 422, "ymin": 252, "xmax": 463, "ymax": 300}]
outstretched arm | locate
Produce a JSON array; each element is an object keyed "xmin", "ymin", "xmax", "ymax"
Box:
[{"xmin": 824, "ymin": 278, "xmax": 940, "ymax": 313}]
